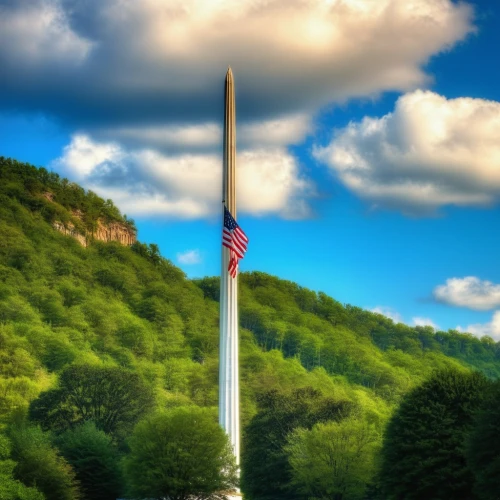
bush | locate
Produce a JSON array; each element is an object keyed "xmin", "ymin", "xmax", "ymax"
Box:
[
  {"xmin": 56, "ymin": 422, "xmax": 122, "ymax": 500},
  {"xmin": 124, "ymin": 407, "xmax": 238, "ymax": 500}
]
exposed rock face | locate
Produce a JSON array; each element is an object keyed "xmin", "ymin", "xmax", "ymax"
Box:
[
  {"xmin": 53, "ymin": 221, "xmax": 88, "ymax": 247},
  {"xmin": 46, "ymin": 193, "xmax": 137, "ymax": 247},
  {"xmin": 53, "ymin": 218, "xmax": 136, "ymax": 247},
  {"xmin": 93, "ymin": 220, "xmax": 136, "ymax": 246}
]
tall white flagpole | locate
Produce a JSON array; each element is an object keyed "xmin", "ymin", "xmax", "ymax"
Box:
[{"xmin": 219, "ymin": 67, "xmax": 240, "ymax": 467}]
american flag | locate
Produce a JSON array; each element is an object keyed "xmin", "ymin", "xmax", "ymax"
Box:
[{"xmin": 222, "ymin": 206, "xmax": 248, "ymax": 278}]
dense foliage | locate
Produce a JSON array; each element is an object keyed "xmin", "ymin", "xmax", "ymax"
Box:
[
  {"xmin": 379, "ymin": 369, "xmax": 490, "ymax": 500},
  {"xmin": 466, "ymin": 380, "xmax": 500, "ymax": 500},
  {"xmin": 286, "ymin": 417, "xmax": 381, "ymax": 500},
  {"xmin": 29, "ymin": 364, "xmax": 154, "ymax": 437},
  {"xmin": 241, "ymin": 387, "xmax": 354, "ymax": 500},
  {"xmin": 1, "ymin": 157, "xmax": 499, "ymax": 498},
  {"xmin": 124, "ymin": 407, "xmax": 238, "ymax": 500},
  {"xmin": 0, "ymin": 156, "xmax": 136, "ymax": 236},
  {"xmin": 8, "ymin": 423, "xmax": 80, "ymax": 500},
  {"xmin": 56, "ymin": 422, "xmax": 130, "ymax": 500},
  {"xmin": 0, "ymin": 434, "xmax": 45, "ymax": 500}
]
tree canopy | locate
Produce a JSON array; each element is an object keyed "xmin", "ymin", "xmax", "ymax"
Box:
[
  {"xmin": 124, "ymin": 407, "xmax": 238, "ymax": 500},
  {"xmin": 241, "ymin": 387, "xmax": 354, "ymax": 500},
  {"xmin": 466, "ymin": 380, "xmax": 500, "ymax": 500},
  {"xmin": 286, "ymin": 417, "xmax": 381, "ymax": 500},
  {"xmin": 56, "ymin": 422, "xmax": 122, "ymax": 500},
  {"xmin": 29, "ymin": 364, "xmax": 155, "ymax": 437},
  {"xmin": 379, "ymin": 369, "xmax": 490, "ymax": 500}
]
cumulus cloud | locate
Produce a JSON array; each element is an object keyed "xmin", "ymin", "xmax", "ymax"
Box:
[
  {"xmin": 315, "ymin": 91, "xmax": 500, "ymax": 215},
  {"xmin": 100, "ymin": 114, "xmax": 311, "ymax": 153},
  {"xmin": 177, "ymin": 249, "xmax": 202, "ymax": 265},
  {"xmin": 105, "ymin": 123, "xmax": 222, "ymax": 153},
  {"xmin": 0, "ymin": 0, "xmax": 93, "ymax": 66},
  {"xmin": 434, "ymin": 276, "xmax": 500, "ymax": 311},
  {"xmin": 239, "ymin": 114, "xmax": 312, "ymax": 149},
  {"xmin": 52, "ymin": 134, "xmax": 313, "ymax": 218},
  {"xmin": 412, "ymin": 317, "xmax": 439, "ymax": 330},
  {"xmin": 371, "ymin": 306, "xmax": 403, "ymax": 324},
  {"xmin": 457, "ymin": 311, "xmax": 500, "ymax": 341},
  {"xmin": 2, "ymin": 1, "xmax": 478, "ymax": 221},
  {"xmin": 0, "ymin": 0, "xmax": 474, "ymax": 126}
]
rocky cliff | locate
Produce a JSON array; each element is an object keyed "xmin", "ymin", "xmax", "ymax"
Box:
[
  {"xmin": 93, "ymin": 220, "xmax": 136, "ymax": 246},
  {"xmin": 53, "ymin": 212, "xmax": 136, "ymax": 247},
  {"xmin": 53, "ymin": 221, "xmax": 88, "ymax": 246}
]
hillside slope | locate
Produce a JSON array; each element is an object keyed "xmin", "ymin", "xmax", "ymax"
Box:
[
  {"xmin": 1, "ymin": 157, "xmax": 499, "ymax": 498},
  {"xmin": 1, "ymin": 156, "xmax": 499, "ymax": 420}
]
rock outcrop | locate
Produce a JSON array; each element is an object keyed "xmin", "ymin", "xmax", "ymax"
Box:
[
  {"xmin": 46, "ymin": 191, "xmax": 137, "ymax": 247},
  {"xmin": 53, "ymin": 216, "xmax": 136, "ymax": 247},
  {"xmin": 53, "ymin": 221, "xmax": 88, "ymax": 247},
  {"xmin": 93, "ymin": 220, "xmax": 136, "ymax": 246}
]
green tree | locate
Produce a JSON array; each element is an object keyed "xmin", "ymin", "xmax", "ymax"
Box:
[
  {"xmin": 9, "ymin": 424, "xmax": 80, "ymax": 500},
  {"xmin": 56, "ymin": 422, "xmax": 122, "ymax": 500},
  {"xmin": 29, "ymin": 364, "xmax": 154, "ymax": 437},
  {"xmin": 241, "ymin": 387, "xmax": 353, "ymax": 500},
  {"xmin": 379, "ymin": 369, "xmax": 490, "ymax": 500},
  {"xmin": 124, "ymin": 407, "xmax": 238, "ymax": 500},
  {"xmin": 286, "ymin": 418, "xmax": 381, "ymax": 500},
  {"xmin": 0, "ymin": 434, "xmax": 45, "ymax": 500},
  {"xmin": 466, "ymin": 380, "xmax": 500, "ymax": 500}
]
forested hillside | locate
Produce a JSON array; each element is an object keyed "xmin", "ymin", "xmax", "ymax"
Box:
[{"xmin": 1, "ymin": 157, "xmax": 499, "ymax": 500}]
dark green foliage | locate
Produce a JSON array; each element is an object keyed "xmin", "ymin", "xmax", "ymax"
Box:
[
  {"xmin": 56, "ymin": 422, "xmax": 122, "ymax": 500},
  {"xmin": 0, "ymin": 434, "xmax": 45, "ymax": 500},
  {"xmin": 9, "ymin": 424, "xmax": 80, "ymax": 500},
  {"xmin": 194, "ymin": 276, "xmax": 220, "ymax": 302},
  {"xmin": 466, "ymin": 380, "xmax": 500, "ymax": 500},
  {"xmin": 29, "ymin": 364, "xmax": 154, "ymax": 436},
  {"xmin": 124, "ymin": 407, "xmax": 238, "ymax": 500},
  {"xmin": 379, "ymin": 369, "xmax": 490, "ymax": 500},
  {"xmin": 241, "ymin": 387, "xmax": 353, "ymax": 500}
]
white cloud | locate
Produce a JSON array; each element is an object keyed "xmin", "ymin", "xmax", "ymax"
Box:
[
  {"xmin": 315, "ymin": 90, "xmax": 500, "ymax": 215},
  {"xmin": 0, "ymin": 1, "xmax": 93, "ymax": 66},
  {"xmin": 412, "ymin": 317, "xmax": 439, "ymax": 330},
  {"xmin": 238, "ymin": 149, "xmax": 314, "ymax": 219},
  {"xmin": 457, "ymin": 311, "xmax": 500, "ymax": 341},
  {"xmin": 3, "ymin": 1, "xmax": 479, "ymax": 222},
  {"xmin": 53, "ymin": 134, "xmax": 314, "ymax": 218},
  {"xmin": 177, "ymin": 249, "xmax": 202, "ymax": 265},
  {"xmin": 434, "ymin": 276, "xmax": 500, "ymax": 311},
  {"xmin": 0, "ymin": 0, "xmax": 474, "ymax": 126},
  {"xmin": 240, "ymin": 114, "xmax": 312, "ymax": 148},
  {"xmin": 371, "ymin": 306, "xmax": 403, "ymax": 324},
  {"xmin": 101, "ymin": 114, "xmax": 311, "ymax": 152},
  {"xmin": 107, "ymin": 123, "xmax": 222, "ymax": 152},
  {"xmin": 57, "ymin": 134, "xmax": 125, "ymax": 178}
]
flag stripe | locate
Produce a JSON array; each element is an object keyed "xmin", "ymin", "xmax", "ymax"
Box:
[{"xmin": 222, "ymin": 206, "xmax": 248, "ymax": 278}]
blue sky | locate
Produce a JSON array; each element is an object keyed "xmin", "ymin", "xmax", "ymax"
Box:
[{"xmin": 1, "ymin": 0, "xmax": 500, "ymax": 339}]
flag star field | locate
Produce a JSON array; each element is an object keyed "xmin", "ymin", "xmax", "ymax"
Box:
[{"xmin": 1, "ymin": 0, "xmax": 500, "ymax": 339}]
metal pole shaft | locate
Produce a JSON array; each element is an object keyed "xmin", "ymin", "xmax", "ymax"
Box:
[{"xmin": 219, "ymin": 67, "xmax": 240, "ymax": 467}]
